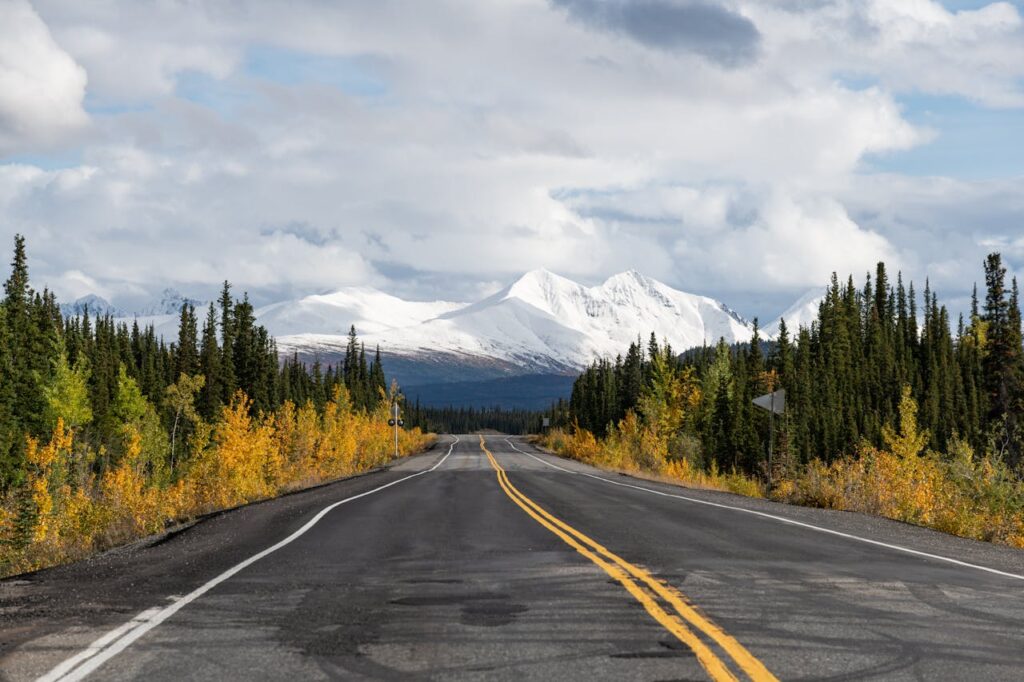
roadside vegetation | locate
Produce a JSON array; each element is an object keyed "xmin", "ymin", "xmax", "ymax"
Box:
[
  {"xmin": 0, "ymin": 236, "xmax": 431, "ymax": 577},
  {"xmin": 544, "ymin": 254, "xmax": 1024, "ymax": 549}
]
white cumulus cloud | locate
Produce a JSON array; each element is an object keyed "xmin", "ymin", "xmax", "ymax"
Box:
[
  {"xmin": 0, "ymin": 0, "xmax": 88, "ymax": 156},
  {"xmin": 0, "ymin": 0, "xmax": 1021, "ymax": 320}
]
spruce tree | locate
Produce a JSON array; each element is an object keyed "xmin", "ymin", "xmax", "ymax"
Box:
[
  {"xmin": 0, "ymin": 305, "xmax": 18, "ymax": 486},
  {"xmin": 198, "ymin": 303, "xmax": 222, "ymax": 420},
  {"xmin": 218, "ymin": 281, "xmax": 237, "ymax": 404},
  {"xmin": 175, "ymin": 302, "xmax": 199, "ymax": 378},
  {"xmin": 370, "ymin": 346, "xmax": 387, "ymax": 403},
  {"xmin": 343, "ymin": 325, "xmax": 359, "ymax": 397},
  {"xmin": 982, "ymin": 254, "xmax": 1018, "ymax": 427}
]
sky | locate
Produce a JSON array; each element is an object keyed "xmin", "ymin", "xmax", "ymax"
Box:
[{"xmin": 1, "ymin": 0, "xmax": 1023, "ymax": 322}]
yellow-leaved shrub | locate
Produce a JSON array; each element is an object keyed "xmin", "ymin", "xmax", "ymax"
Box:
[
  {"xmin": 542, "ymin": 384, "xmax": 1024, "ymax": 549},
  {"xmin": 0, "ymin": 389, "xmax": 434, "ymax": 577}
]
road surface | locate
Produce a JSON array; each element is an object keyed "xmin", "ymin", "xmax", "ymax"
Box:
[{"xmin": 3, "ymin": 435, "xmax": 1024, "ymax": 680}]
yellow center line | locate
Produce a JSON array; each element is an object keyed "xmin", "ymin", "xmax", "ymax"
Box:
[{"xmin": 480, "ymin": 435, "xmax": 778, "ymax": 682}]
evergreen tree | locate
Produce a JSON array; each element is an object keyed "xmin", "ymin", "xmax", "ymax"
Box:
[
  {"xmin": 0, "ymin": 236, "xmax": 59, "ymax": 486},
  {"xmin": 198, "ymin": 303, "xmax": 222, "ymax": 421},
  {"xmin": 0, "ymin": 305, "xmax": 18, "ymax": 484},
  {"xmin": 982, "ymin": 255, "xmax": 1020, "ymax": 438},
  {"xmin": 218, "ymin": 281, "xmax": 237, "ymax": 404},
  {"xmin": 370, "ymin": 346, "xmax": 387, "ymax": 403},
  {"xmin": 175, "ymin": 302, "xmax": 199, "ymax": 378}
]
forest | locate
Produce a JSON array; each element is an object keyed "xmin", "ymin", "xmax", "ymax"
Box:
[
  {"xmin": 548, "ymin": 255, "xmax": 1024, "ymax": 547},
  {"xmin": 0, "ymin": 236, "xmax": 431, "ymax": 576},
  {"xmin": 405, "ymin": 403, "xmax": 545, "ymax": 435}
]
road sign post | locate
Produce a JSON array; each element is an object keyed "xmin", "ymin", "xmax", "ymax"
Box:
[
  {"xmin": 391, "ymin": 401, "xmax": 400, "ymax": 460},
  {"xmin": 752, "ymin": 389, "xmax": 785, "ymax": 489}
]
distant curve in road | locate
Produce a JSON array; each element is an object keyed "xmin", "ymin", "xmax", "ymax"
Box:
[{"xmin": 2, "ymin": 435, "xmax": 1024, "ymax": 680}]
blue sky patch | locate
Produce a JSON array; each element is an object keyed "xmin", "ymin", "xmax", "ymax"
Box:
[
  {"xmin": 244, "ymin": 46, "xmax": 387, "ymax": 97},
  {"xmin": 174, "ymin": 70, "xmax": 255, "ymax": 116},
  {"xmin": 866, "ymin": 93, "xmax": 1024, "ymax": 180},
  {"xmin": 4, "ymin": 149, "xmax": 85, "ymax": 171},
  {"xmin": 939, "ymin": 0, "xmax": 1023, "ymax": 9}
]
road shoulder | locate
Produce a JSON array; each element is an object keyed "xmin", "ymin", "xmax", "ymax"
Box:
[{"xmin": 511, "ymin": 437, "xmax": 1024, "ymax": 580}]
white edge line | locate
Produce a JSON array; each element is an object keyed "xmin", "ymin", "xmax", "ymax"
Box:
[
  {"xmin": 41, "ymin": 437, "xmax": 459, "ymax": 682},
  {"xmin": 504, "ymin": 438, "xmax": 574, "ymax": 473},
  {"xmin": 503, "ymin": 437, "xmax": 1024, "ymax": 582},
  {"xmin": 35, "ymin": 608, "xmax": 161, "ymax": 682}
]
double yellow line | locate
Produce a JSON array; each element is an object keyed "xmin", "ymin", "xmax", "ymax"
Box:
[{"xmin": 480, "ymin": 436, "xmax": 777, "ymax": 682}]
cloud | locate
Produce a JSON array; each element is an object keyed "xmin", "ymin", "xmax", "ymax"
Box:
[
  {"xmin": 551, "ymin": 0, "xmax": 761, "ymax": 66},
  {"xmin": 705, "ymin": 192, "xmax": 899, "ymax": 289},
  {"xmin": 48, "ymin": 269, "xmax": 111, "ymax": 302},
  {"xmin": 0, "ymin": 0, "xmax": 1021, "ymax": 322},
  {"xmin": 557, "ymin": 183, "xmax": 898, "ymax": 292},
  {"xmin": 0, "ymin": 0, "xmax": 88, "ymax": 155},
  {"xmin": 840, "ymin": 173, "xmax": 1024, "ymax": 291},
  {"xmin": 744, "ymin": 0, "xmax": 1024, "ymax": 108},
  {"xmin": 35, "ymin": 1, "xmax": 239, "ymax": 103}
]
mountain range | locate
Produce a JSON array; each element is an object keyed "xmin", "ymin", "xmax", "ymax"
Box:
[
  {"xmin": 271, "ymin": 269, "xmax": 755, "ymax": 384},
  {"xmin": 63, "ymin": 272, "xmax": 821, "ymax": 408},
  {"xmin": 60, "ymin": 288, "xmax": 204, "ymax": 327}
]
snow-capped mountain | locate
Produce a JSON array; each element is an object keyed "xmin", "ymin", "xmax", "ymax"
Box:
[
  {"xmin": 62, "ymin": 289, "xmax": 205, "ymax": 323},
  {"xmin": 276, "ymin": 269, "xmax": 754, "ymax": 377},
  {"xmin": 63, "ymin": 270, "xmax": 776, "ymax": 388},
  {"xmin": 59, "ymin": 294, "xmax": 124, "ymax": 318},
  {"xmin": 764, "ymin": 287, "xmax": 826, "ymax": 338},
  {"xmin": 139, "ymin": 288, "xmax": 205, "ymax": 317},
  {"xmin": 58, "ymin": 289, "xmax": 208, "ymax": 341},
  {"xmin": 255, "ymin": 288, "xmax": 463, "ymax": 339}
]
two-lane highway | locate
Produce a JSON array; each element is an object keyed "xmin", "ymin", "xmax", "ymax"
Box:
[{"xmin": 3, "ymin": 435, "xmax": 1024, "ymax": 680}]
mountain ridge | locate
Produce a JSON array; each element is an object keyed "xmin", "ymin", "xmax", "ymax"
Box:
[
  {"xmin": 60, "ymin": 271, "xmax": 811, "ymax": 390},
  {"xmin": 277, "ymin": 269, "xmax": 757, "ymax": 384}
]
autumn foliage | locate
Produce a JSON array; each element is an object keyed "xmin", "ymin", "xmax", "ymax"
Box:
[
  {"xmin": 0, "ymin": 388, "xmax": 432, "ymax": 576},
  {"xmin": 777, "ymin": 386, "xmax": 1024, "ymax": 547},
  {"xmin": 0, "ymin": 235, "xmax": 434, "ymax": 577},
  {"xmin": 544, "ymin": 384, "xmax": 1024, "ymax": 549},
  {"xmin": 547, "ymin": 253, "xmax": 1024, "ymax": 550}
]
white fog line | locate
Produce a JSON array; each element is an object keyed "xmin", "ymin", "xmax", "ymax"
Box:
[
  {"xmin": 504, "ymin": 438, "xmax": 575, "ymax": 473},
  {"xmin": 505, "ymin": 438, "xmax": 1024, "ymax": 582},
  {"xmin": 36, "ymin": 608, "xmax": 161, "ymax": 682},
  {"xmin": 40, "ymin": 437, "xmax": 459, "ymax": 682}
]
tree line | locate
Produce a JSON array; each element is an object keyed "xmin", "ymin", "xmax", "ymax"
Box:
[
  {"xmin": 0, "ymin": 235, "xmax": 425, "ymax": 574},
  {"xmin": 405, "ymin": 402, "xmax": 545, "ymax": 435},
  {"xmin": 0, "ymin": 232, "xmax": 389, "ymax": 491},
  {"xmin": 561, "ymin": 255, "xmax": 1024, "ymax": 479}
]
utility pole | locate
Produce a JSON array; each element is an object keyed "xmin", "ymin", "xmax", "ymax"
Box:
[{"xmin": 768, "ymin": 391, "xmax": 774, "ymax": 488}]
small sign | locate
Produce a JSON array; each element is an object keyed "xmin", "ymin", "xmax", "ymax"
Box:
[
  {"xmin": 752, "ymin": 389, "xmax": 785, "ymax": 415},
  {"xmin": 542, "ymin": 417, "xmax": 551, "ymax": 428}
]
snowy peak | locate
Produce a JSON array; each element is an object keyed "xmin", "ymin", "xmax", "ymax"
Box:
[
  {"xmin": 314, "ymin": 269, "xmax": 758, "ymax": 372},
  {"xmin": 599, "ymin": 270, "xmax": 682, "ymax": 311},
  {"xmin": 59, "ymin": 294, "xmax": 124, "ymax": 318},
  {"xmin": 765, "ymin": 288, "xmax": 826, "ymax": 338},
  {"xmin": 502, "ymin": 269, "xmax": 585, "ymax": 315},
  {"xmin": 600, "ymin": 269, "xmax": 656, "ymax": 292},
  {"xmin": 62, "ymin": 271, "xmax": 763, "ymax": 377},
  {"xmin": 140, "ymin": 288, "xmax": 204, "ymax": 316},
  {"xmin": 256, "ymin": 286, "xmax": 464, "ymax": 339}
]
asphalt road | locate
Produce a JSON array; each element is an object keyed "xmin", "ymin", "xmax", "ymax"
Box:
[{"xmin": 3, "ymin": 435, "xmax": 1024, "ymax": 680}]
